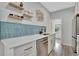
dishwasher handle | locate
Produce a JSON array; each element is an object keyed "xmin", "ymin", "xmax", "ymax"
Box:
[{"xmin": 43, "ymin": 41, "xmax": 48, "ymax": 44}]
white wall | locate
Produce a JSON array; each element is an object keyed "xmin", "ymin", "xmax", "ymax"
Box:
[
  {"xmin": 0, "ymin": 2, "xmax": 50, "ymax": 33},
  {"xmin": 51, "ymin": 7, "xmax": 74, "ymax": 46},
  {"xmin": 0, "ymin": 2, "xmax": 51, "ymax": 56}
]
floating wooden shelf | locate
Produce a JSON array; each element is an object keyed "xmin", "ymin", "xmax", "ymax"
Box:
[
  {"xmin": 8, "ymin": 2, "xmax": 24, "ymax": 10},
  {"xmin": 23, "ymin": 10, "xmax": 33, "ymax": 18},
  {"xmin": 8, "ymin": 14, "xmax": 24, "ymax": 20},
  {"xmin": 23, "ymin": 13, "xmax": 33, "ymax": 18}
]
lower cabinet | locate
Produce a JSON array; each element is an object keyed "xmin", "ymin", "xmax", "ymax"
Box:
[
  {"xmin": 77, "ymin": 41, "xmax": 79, "ymax": 55},
  {"xmin": 36, "ymin": 37, "xmax": 48, "ymax": 56},
  {"xmin": 77, "ymin": 36, "xmax": 79, "ymax": 55},
  {"xmin": 13, "ymin": 41, "xmax": 36, "ymax": 56},
  {"xmin": 2, "ymin": 35, "xmax": 55, "ymax": 56},
  {"xmin": 48, "ymin": 34, "xmax": 55, "ymax": 54}
]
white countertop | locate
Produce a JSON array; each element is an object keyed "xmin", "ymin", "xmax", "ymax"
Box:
[{"xmin": 1, "ymin": 34, "xmax": 53, "ymax": 48}]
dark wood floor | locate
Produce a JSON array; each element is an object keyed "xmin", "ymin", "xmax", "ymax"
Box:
[{"xmin": 49, "ymin": 39, "xmax": 77, "ymax": 56}]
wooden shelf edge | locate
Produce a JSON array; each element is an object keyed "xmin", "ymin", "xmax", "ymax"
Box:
[{"xmin": 8, "ymin": 15, "xmax": 23, "ymax": 20}]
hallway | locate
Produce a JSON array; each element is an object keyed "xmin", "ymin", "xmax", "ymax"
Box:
[{"xmin": 49, "ymin": 39, "xmax": 77, "ymax": 56}]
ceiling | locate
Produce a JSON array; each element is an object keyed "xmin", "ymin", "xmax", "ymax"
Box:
[{"xmin": 40, "ymin": 2, "xmax": 75, "ymax": 12}]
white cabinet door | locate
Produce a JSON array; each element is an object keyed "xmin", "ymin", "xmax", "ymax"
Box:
[
  {"xmin": 36, "ymin": 37, "xmax": 48, "ymax": 56},
  {"xmin": 48, "ymin": 34, "xmax": 55, "ymax": 54},
  {"xmin": 75, "ymin": 3, "xmax": 79, "ymax": 15},
  {"xmin": 77, "ymin": 36, "xmax": 79, "ymax": 55},
  {"xmin": 14, "ymin": 41, "xmax": 36, "ymax": 56},
  {"xmin": 77, "ymin": 41, "xmax": 79, "ymax": 55},
  {"xmin": 51, "ymin": 35, "xmax": 55, "ymax": 49},
  {"xmin": 48, "ymin": 36, "xmax": 52, "ymax": 54},
  {"xmin": 75, "ymin": 3, "xmax": 78, "ymax": 15},
  {"xmin": 77, "ymin": 3, "xmax": 79, "ymax": 14}
]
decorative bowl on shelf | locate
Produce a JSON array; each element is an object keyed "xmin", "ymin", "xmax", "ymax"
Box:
[{"xmin": 8, "ymin": 2, "xmax": 24, "ymax": 10}]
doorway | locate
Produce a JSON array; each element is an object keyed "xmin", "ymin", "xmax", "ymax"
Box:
[{"xmin": 52, "ymin": 19, "xmax": 62, "ymax": 40}]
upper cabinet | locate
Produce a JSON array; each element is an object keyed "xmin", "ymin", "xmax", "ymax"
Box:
[{"xmin": 75, "ymin": 3, "xmax": 79, "ymax": 15}]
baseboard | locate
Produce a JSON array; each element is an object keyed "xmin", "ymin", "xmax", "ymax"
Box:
[{"xmin": 62, "ymin": 42, "xmax": 73, "ymax": 47}]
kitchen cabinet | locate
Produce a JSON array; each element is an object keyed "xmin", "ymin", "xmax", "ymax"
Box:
[
  {"xmin": 36, "ymin": 34, "xmax": 55, "ymax": 56},
  {"xmin": 75, "ymin": 3, "xmax": 78, "ymax": 15},
  {"xmin": 36, "ymin": 37, "xmax": 48, "ymax": 56},
  {"xmin": 0, "ymin": 34, "xmax": 55, "ymax": 56},
  {"xmin": 75, "ymin": 3, "xmax": 79, "ymax": 15},
  {"xmin": 77, "ymin": 41, "xmax": 79, "ymax": 55},
  {"xmin": 14, "ymin": 41, "xmax": 36, "ymax": 56},
  {"xmin": 48, "ymin": 34, "xmax": 55, "ymax": 54},
  {"xmin": 2, "ymin": 41, "xmax": 36, "ymax": 56},
  {"xmin": 77, "ymin": 35, "xmax": 79, "ymax": 55}
]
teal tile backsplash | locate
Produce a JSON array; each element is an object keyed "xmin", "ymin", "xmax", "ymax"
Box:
[{"xmin": 0, "ymin": 21, "xmax": 46, "ymax": 39}]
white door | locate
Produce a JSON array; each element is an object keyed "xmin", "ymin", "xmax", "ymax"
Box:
[{"xmin": 52, "ymin": 19, "xmax": 62, "ymax": 39}]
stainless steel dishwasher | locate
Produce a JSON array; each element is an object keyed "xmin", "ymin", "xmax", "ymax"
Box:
[{"xmin": 36, "ymin": 37, "xmax": 48, "ymax": 56}]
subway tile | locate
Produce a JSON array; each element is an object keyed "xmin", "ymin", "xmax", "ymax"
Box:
[{"xmin": 0, "ymin": 21, "xmax": 46, "ymax": 39}]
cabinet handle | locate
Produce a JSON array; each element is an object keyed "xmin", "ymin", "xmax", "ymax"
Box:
[
  {"xmin": 24, "ymin": 47, "xmax": 32, "ymax": 51},
  {"xmin": 43, "ymin": 41, "xmax": 48, "ymax": 44}
]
